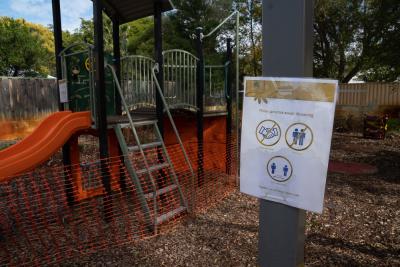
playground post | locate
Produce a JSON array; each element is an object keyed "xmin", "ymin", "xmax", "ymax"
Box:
[{"xmin": 258, "ymin": 0, "xmax": 314, "ymax": 266}]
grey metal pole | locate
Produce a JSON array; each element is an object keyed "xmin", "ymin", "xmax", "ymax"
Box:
[
  {"xmin": 226, "ymin": 38, "xmax": 233, "ymax": 175},
  {"xmin": 259, "ymin": 1, "xmax": 314, "ymax": 266},
  {"xmin": 235, "ymin": 11, "xmax": 240, "ymax": 185}
]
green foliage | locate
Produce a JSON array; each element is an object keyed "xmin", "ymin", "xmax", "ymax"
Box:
[
  {"xmin": 126, "ymin": 18, "xmax": 154, "ymax": 57},
  {"xmin": 0, "ymin": 17, "xmax": 52, "ymax": 77},
  {"xmin": 314, "ymin": 0, "xmax": 400, "ymax": 82},
  {"xmin": 63, "ymin": 15, "xmax": 115, "ymax": 53},
  {"xmin": 359, "ymin": 1, "xmax": 400, "ymax": 82},
  {"xmin": 164, "ymin": 0, "xmax": 234, "ymax": 64},
  {"xmin": 235, "ymin": 0, "xmax": 262, "ymax": 76},
  {"xmin": 233, "ymin": 0, "xmax": 400, "ymax": 82},
  {"xmin": 25, "ymin": 21, "xmax": 55, "ymax": 75},
  {"xmin": 2, "ymin": 0, "xmax": 400, "ymax": 83},
  {"xmin": 61, "ymin": 15, "xmax": 153, "ymax": 57}
]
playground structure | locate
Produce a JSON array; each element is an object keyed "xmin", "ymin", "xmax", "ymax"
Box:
[{"xmin": 0, "ymin": 0, "xmax": 240, "ymax": 266}]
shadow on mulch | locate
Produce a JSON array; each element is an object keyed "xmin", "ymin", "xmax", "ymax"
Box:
[
  {"xmin": 193, "ymin": 217, "xmax": 258, "ymax": 234},
  {"xmin": 306, "ymin": 246, "xmax": 392, "ymax": 267},
  {"xmin": 371, "ymin": 150, "xmax": 400, "ymax": 182},
  {"xmin": 328, "ymin": 174, "xmax": 400, "ymax": 197},
  {"xmin": 308, "ymin": 233, "xmax": 400, "ymax": 260},
  {"xmin": 307, "ymin": 253, "xmax": 365, "ymax": 267}
]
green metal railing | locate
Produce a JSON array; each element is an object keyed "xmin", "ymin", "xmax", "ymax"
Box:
[
  {"xmin": 119, "ymin": 50, "xmax": 228, "ymax": 113},
  {"xmin": 121, "ymin": 55, "xmax": 156, "ymax": 111},
  {"xmin": 163, "ymin": 49, "xmax": 199, "ymax": 111}
]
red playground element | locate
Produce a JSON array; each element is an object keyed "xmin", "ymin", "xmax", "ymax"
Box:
[
  {"xmin": 164, "ymin": 114, "xmax": 228, "ymax": 172},
  {"xmin": 328, "ymin": 161, "xmax": 378, "ymax": 175}
]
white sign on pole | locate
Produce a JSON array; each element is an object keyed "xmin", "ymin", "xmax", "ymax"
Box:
[
  {"xmin": 240, "ymin": 77, "xmax": 338, "ymax": 213},
  {"xmin": 58, "ymin": 79, "xmax": 68, "ymax": 103}
]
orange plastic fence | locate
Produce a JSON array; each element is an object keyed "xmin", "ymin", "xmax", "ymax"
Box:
[
  {"xmin": 0, "ymin": 113, "xmax": 238, "ymax": 266},
  {"xmin": 68, "ymin": 129, "xmax": 123, "ymax": 201}
]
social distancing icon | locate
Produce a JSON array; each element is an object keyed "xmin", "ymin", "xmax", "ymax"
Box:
[
  {"xmin": 267, "ymin": 156, "xmax": 293, "ymax": 182},
  {"xmin": 285, "ymin": 123, "xmax": 313, "ymax": 151},
  {"xmin": 256, "ymin": 120, "xmax": 281, "ymax": 147}
]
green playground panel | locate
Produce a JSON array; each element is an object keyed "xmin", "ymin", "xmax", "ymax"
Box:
[{"xmin": 66, "ymin": 52, "xmax": 116, "ymax": 115}]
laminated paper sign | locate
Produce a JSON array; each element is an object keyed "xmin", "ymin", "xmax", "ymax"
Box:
[
  {"xmin": 58, "ymin": 80, "xmax": 68, "ymax": 103},
  {"xmin": 240, "ymin": 77, "xmax": 338, "ymax": 213}
]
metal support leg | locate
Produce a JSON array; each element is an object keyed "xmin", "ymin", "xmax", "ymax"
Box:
[
  {"xmin": 195, "ymin": 27, "xmax": 205, "ymax": 186},
  {"xmin": 93, "ymin": 0, "xmax": 112, "ymax": 222}
]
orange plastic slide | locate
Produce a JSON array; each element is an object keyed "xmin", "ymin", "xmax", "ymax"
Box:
[{"xmin": 0, "ymin": 111, "xmax": 92, "ymax": 180}]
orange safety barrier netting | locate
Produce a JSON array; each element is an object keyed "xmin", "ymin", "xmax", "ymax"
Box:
[{"xmin": 0, "ymin": 138, "xmax": 238, "ymax": 266}]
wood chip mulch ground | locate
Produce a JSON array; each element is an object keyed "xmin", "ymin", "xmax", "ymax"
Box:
[{"xmin": 62, "ymin": 132, "xmax": 400, "ymax": 266}]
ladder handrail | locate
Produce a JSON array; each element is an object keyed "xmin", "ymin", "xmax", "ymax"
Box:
[
  {"xmin": 151, "ymin": 63, "xmax": 196, "ymax": 181},
  {"xmin": 107, "ymin": 62, "xmax": 196, "ymax": 210},
  {"xmin": 106, "ymin": 64, "xmax": 159, "ymax": 227}
]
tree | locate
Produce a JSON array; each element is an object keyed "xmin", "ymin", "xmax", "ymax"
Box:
[
  {"xmin": 25, "ymin": 21, "xmax": 56, "ymax": 76},
  {"xmin": 314, "ymin": 0, "xmax": 400, "ymax": 82},
  {"xmin": 235, "ymin": 0, "xmax": 262, "ymax": 76},
  {"xmin": 63, "ymin": 14, "xmax": 141, "ymax": 56},
  {"xmin": 63, "ymin": 15, "xmax": 115, "ymax": 53},
  {"xmin": 358, "ymin": 1, "xmax": 400, "ymax": 82},
  {"xmin": 0, "ymin": 17, "xmax": 50, "ymax": 77},
  {"xmin": 126, "ymin": 17, "xmax": 154, "ymax": 57},
  {"xmin": 164, "ymin": 0, "xmax": 234, "ymax": 64},
  {"xmin": 59, "ymin": 1, "xmax": 236, "ymax": 64}
]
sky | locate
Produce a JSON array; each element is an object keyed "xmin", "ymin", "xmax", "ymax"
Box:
[{"xmin": 0, "ymin": 0, "xmax": 93, "ymax": 31}]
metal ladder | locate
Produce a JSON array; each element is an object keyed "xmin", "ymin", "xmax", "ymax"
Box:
[
  {"xmin": 107, "ymin": 64, "xmax": 192, "ymax": 233},
  {"xmin": 113, "ymin": 120, "xmax": 188, "ymax": 232}
]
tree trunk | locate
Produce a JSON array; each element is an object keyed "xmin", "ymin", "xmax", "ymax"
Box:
[{"xmin": 342, "ymin": 60, "xmax": 363, "ymax": 83}]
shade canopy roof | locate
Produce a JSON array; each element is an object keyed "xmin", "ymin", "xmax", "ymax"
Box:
[{"xmin": 102, "ymin": 0, "xmax": 174, "ymax": 24}]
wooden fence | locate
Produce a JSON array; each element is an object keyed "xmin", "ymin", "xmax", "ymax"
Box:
[
  {"xmin": 1, "ymin": 79, "xmax": 399, "ymax": 120},
  {"xmin": 338, "ymin": 83, "xmax": 400, "ymax": 106},
  {"xmin": 0, "ymin": 77, "xmax": 58, "ymax": 121}
]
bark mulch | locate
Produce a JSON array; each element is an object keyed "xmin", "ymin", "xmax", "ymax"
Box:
[{"xmin": 61, "ymin": 132, "xmax": 400, "ymax": 266}]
